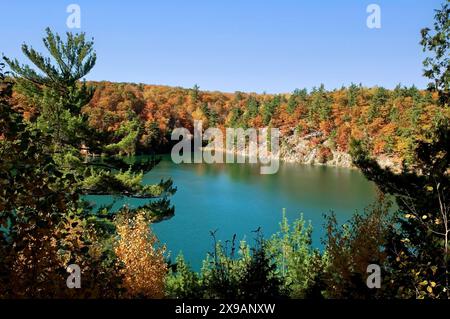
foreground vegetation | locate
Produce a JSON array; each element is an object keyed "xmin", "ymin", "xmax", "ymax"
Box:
[{"xmin": 0, "ymin": 2, "xmax": 449, "ymax": 299}]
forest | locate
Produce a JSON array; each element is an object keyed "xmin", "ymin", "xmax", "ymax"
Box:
[
  {"xmin": 0, "ymin": 2, "xmax": 449, "ymax": 299},
  {"xmin": 32, "ymin": 79, "xmax": 447, "ymax": 166}
]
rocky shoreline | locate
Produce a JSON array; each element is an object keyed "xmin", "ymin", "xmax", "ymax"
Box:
[{"xmin": 203, "ymin": 131, "xmax": 401, "ymax": 171}]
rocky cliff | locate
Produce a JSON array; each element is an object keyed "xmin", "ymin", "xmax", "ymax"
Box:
[{"xmin": 279, "ymin": 131, "xmax": 401, "ymax": 171}]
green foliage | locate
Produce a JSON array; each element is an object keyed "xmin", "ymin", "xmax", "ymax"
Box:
[
  {"xmin": 309, "ymin": 84, "xmax": 332, "ymax": 123},
  {"xmin": 166, "ymin": 230, "xmax": 288, "ymax": 299},
  {"xmin": 105, "ymin": 119, "xmax": 140, "ymax": 156},
  {"xmin": 287, "ymin": 95, "xmax": 298, "ymax": 114},
  {"xmin": 4, "ymin": 27, "xmax": 96, "ymax": 147},
  {"xmin": 190, "ymin": 84, "xmax": 200, "ymax": 102},
  {"xmin": 420, "ymin": 2, "xmax": 449, "ymax": 105},
  {"xmin": 238, "ymin": 233, "xmax": 286, "ymax": 299},
  {"xmin": 140, "ymin": 121, "xmax": 162, "ymax": 151},
  {"xmin": 286, "ymin": 89, "xmax": 307, "ymax": 114},
  {"xmin": 201, "ymin": 102, "xmax": 219, "ymax": 127},
  {"xmin": 246, "ymin": 96, "xmax": 259, "ymax": 118},
  {"xmin": 347, "ymin": 83, "xmax": 360, "ymax": 108},
  {"xmin": 368, "ymin": 87, "xmax": 389, "ymax": 121},
  {"xmin": 81, "ymin": 167, "xmax": 175, "ymax": 200},
  {"xmin": 166, "ymin": 213, "xmax": 327, "ymax": 299},
  {"xmin": 262, "ymin": 95, "xmax": 281, "ymax": 125},
  {"xmin": 267, "ymin": 211, "xmax": 325, "ymax": 298},
  {"xmin": 165, "ymin": 254, "xmax": 203, "ymax": 298},
  {"xmin": 228, "ymin": 106, "xmax": 244, "ymax": 127}
]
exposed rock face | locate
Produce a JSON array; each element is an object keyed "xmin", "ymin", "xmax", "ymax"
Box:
[
  {"xmin": 203, "ymin": 129, "xmax": 401, "ymax": 171},
  {"xmin": 280, "ymin": 132, "xmax": 353, "ymax": 167},
  {"xmin": 279, "ymin": 131, "xmax": 400, "ymax": 171}
]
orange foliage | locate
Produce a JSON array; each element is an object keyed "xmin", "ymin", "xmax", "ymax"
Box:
[{"xmin": 13, "ymin": 80, "xmax": 444, "ymax": 160}]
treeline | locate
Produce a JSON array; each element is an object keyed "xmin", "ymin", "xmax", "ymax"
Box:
[
  {"xmin": 10, "ymin": 53, "xmax": 448, "ymax": 164},
  {"xmin": 69, "ymin": 81, "xmax": 446, "ymax": 164}
]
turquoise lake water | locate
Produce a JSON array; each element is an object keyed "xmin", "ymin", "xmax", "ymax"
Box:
[{"xmin": 85, "ymin": 155, "xmax": 378, "ymax": 270}]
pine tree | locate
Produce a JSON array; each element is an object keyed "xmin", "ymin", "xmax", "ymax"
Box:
[{"xmin": 4, "ymin": 28, "xmax": 176, "ymax": 224}]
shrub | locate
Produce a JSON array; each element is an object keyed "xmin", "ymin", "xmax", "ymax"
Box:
[{"xmin": 114, "ymin": 211, "xmax": 167, "ymax": 298}]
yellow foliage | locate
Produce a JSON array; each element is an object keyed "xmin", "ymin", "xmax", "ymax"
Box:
[{"xmin": 114, "ymin": 212, "xmax": 167, "ymax": 298}]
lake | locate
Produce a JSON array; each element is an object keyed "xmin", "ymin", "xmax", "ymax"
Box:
[{"xmin": 85, "ymin": 154, "xmax": 378, "ymax": 270}]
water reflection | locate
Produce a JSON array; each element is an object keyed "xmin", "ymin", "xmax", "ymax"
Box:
[{"xmin": 87, "ymin": 154, "xmax": 378, "ymax": 270}]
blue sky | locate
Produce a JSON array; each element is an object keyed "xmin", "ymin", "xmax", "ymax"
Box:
[{"xmin": 0, "ymin": 0, "xmax": 444, "ymax": 93}]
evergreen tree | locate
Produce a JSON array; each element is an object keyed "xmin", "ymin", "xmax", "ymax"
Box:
[
  {"xmin": 190, "ymin": 84, "xmax": 200, "ymax": 102},
  {"xmin": 0, "ymin": 62, "xmax": 122, "ymax": 297},
  {"xmin": 4, "ymin": 28, "xmax": 176, "ymax": 218},
  {"xmin": 246, "ymin": 96, "xmax": 259, "ymax": 118},
  {"xmin": 368, "ymin": 87, "xmax": 389, "ymax": 121},
  {"xmin": 420, "ymin": 2, "xmax": 449, "ymax": 105},
  {"xmin": 287, "ymin": 95, "xmax": 297, "ymax": 114},
  {"xmin": 347, "ymin": 83, "xmax": 360, "ymax": 108},
  {"xmin": 4, "ymin": 28, "xmax": 95, "ymax": 148},
  {"xmin": 309, "ymin": 84, "xmax": 332, "ymax": 123},
  {"xmin": 262, "ymin": 95, "xmax": 281, "ymax": 125}
]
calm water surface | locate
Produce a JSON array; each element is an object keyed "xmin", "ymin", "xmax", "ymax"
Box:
[{"xmin": 85, "ymin": 154, "xmax": 377, "ymax": 270}]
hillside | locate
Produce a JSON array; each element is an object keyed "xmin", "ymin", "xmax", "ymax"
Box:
[{"xmin": 13, "ymin": 81, "xmax": 448, "ymax": 169}]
